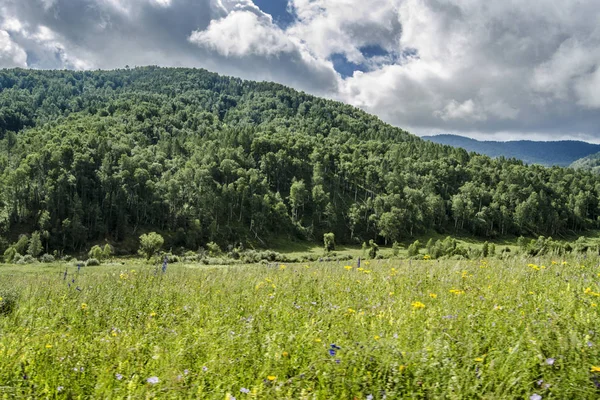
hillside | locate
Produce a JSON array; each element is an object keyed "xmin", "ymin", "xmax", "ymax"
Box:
[
  {"xmin": 423, "ymin": 134, "xmax": 600, "ymax": 167},
  {"xmin": 570, "ymin": 152, "xmax": 600, "ymax": 173},
  {"xmin": 1, "ymin": 67, "xmax": 600, "ymax": 255}
]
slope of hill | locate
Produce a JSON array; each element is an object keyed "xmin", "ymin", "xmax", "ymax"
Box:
[
  {"xmin": 570, "ymin": 152, "xmax": 600, "ymax": 173},
  {"xmin": 0, "ymin": 67, "xmax": 599, "ymax": 254},
  {"xmin": 423, "ymin": 134, "xmax": 600, "ymax": 167}
]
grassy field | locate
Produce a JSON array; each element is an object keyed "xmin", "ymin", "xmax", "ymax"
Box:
[{"xmin": 1, "ymin": 256, "xmax": 600, "ymax": 399}]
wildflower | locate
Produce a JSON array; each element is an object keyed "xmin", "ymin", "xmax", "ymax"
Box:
[
  {"xmin": 591, "ymin": 366, "xmax": 600, "ymax": 373},
  {"xmin": 344, "ymin": 265, "xmax": 353, "ymax": 270},
  {"xmin": 474, "ymin": 357, "xmax": 484, "ymax": 362},
  {"xmin": 57, "ymin": 386, "xmax": 64, "ymax": 393},
  {"xmin": 399, "ymin": 365, "xmax": 406, "ymax": 372},
  {"xmin": 494, "ymin": 305, "xmax": 503, "ymax": 311},
  {"xmin": 45, "ymin": 344, "xmax": 53, "ymax": 349},
  {"xmin": 389, "ymin": 292, "xmax": 394, "ymax": 296},
  {"xmin": 115, "ymin": 373, "xmax": 123, "ymax": 380},
  {"xmin": 240, "ymin": 388, "xmax": 250, "ymax": 394},
  {"xmin": 530, "ymin": 394, "xmax": 542, "ymax": 400},
  {"xmin": 282, "ymin": 351, "xmax": 289, "ymax": 357},
  {"xmin": 202, "ymin": 366, "xmax": 208, "ymax": 372},
  {"xmin": 314, "ymin": 338, "xmax": 321, "ymax": 343},
  {"xmin": 429, "ymin": 293, "xmax": 437, "ymax": 299},
  {"xmin": 367, "ymin": 395, "xmax": 374, "ymax": 400},
  {"xmin": 226, "ymin": 395, "xmax": 236, "ymax": 400},
  {"xmin": 562, "ymin": 261, "xmax": 568, "ymax": 265},
  {"xmin": 150, "ymin": 312, "xmax": 157, "ymax": 317},
  {"xmin": 329, "ymin": 349, "xmax": 337, "ymax": 356},
  {"xmin": 412, "ymin": 301, "xmax": 425, "ymax": 309},
  {"xmin": 449, "ymin": 289, "xmax": 465, "ymax": 295},
  {"xmin": 279, "ymin": 264, "xmax": 286, "ymax": 270},
  {"xmin": 546, "ymin": 358, "xmax": 555, "ymax": 366},
  {"xmin": 147, "ymin": 376, "xmax": 159, "ymax": 384},
  {"xmin": 374, "ymin": 335, "xmax": 381, "ymax": 341},
  {"xmin": 81, "ymin": 303, "xmax": 88, "ymax": 310},
  {"xmin": 347, "ymin": 308, "xmax": 356, "ymax": 314},
  {"xmin": 423, "ymin": 255, "xmax": 431, "ymax": 260},
  {"xmin": 267, "ymin": 375, "xmax": 276, "ymax": 381}
]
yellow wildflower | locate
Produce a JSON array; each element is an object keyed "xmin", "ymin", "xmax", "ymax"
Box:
[
  {"xmin": 267, "ymin": 375, "xmax": 276, "ymax": 381},
  {"xmin": 81, "ymin": 303, "xmax": 88, "ymax": 310},
  {"xmin": 314, "ymin": 338, "xmax": 321, "ymax": 343},
  {"xmin": 411, "ymin": 301, "xmax": 426, "ymax": 309},
  {"xmin": 591, "ymin": 366, "xmax": 600, "ymax": 373},
  {"xmin": 374, "ymin": 335, "xmax": 381, "ymax": 341},
  {"xmin": 474, "ymin": 357, "xmax": 484, "ymax": 362},
  {"xmin": 150, "ymin": 312, "xmax": 157, "ymax": 317},
  {"xmin": 429, "ymin": 293, "xmax": 437, "ymax": 299},
  {"xmin": 282, "ymin": 351, "xmax": 289, "ymax": 357},
  {"xmin": 344, "ymin": 265, "xmax": 353, "ymax": 270},
  {"xmin": 45, "ymin": 344, "xmax": 52, "ymax": 349}
]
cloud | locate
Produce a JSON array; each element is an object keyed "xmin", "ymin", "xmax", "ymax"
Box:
[
  {"xmin": 0, "ymin": 30, "xmax": 27, "ymax": 68},
  {"xmin": 1, "ymin": 0, "xmax": 600, "ymax": 141}
]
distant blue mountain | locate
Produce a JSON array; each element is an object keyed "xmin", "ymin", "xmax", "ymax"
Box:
[{"xmin": 423, "ymin": 134, "xmax": 600, "ymax": 167}]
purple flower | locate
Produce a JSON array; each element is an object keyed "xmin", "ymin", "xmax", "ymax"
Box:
[
  {"xmin": 240, "ymin": 388, "xmax": 250, "ymax": 394},
  {"xmin": 202, "ymin": 366, "xmax": 208, "ymax": 372},
  {"xmin": 184, "ymin": 369, "xmax": 189, "ymax": 375},
  {"xmin": 147, "ymin": 376, "xmax": 159, "ymax": 384},
  {"xmin": 329, "ymin": 349, "xmax": 337, "ymax": 357},
  {"xmin": 530, "ymin": 394, "xmax": 542, "ymax": 400},
  {"xmin": 115, "ymin": 373, "xmax": 123, "ymax": 380},
  {"xmin": 57, "ymin": 386, "xmax": 64, "ymax": 392},
  {"xmin": 366, "ymin": 395, "xmax": 373, "ymax": 400},
  {"xmin": 545, "ymin": 358, "xmax": 555, "ymax": 366}
]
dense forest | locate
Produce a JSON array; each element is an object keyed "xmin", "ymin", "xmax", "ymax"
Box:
[
  {"xmin": 570, "ymin": 152, "xmax": 600, "ymax": 173},
  {"xmin": 0, "ymin": 67, "xmax": 599, "ymax": 254}
]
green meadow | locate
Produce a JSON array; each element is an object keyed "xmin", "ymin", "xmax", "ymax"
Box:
[{"xmin": 2, "ymin": 255, "xmax": 600, "ymax": 399}]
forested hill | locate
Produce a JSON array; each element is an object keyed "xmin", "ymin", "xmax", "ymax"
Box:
[
  {"xmin": 423, "ymin": 134, "xmax": 600, "ymax": 167},
  {"xmin": 0, "ymin": 67, "xmax": 599, "ymax": 254},
  {"xmin": 570, "ymin": 152, "xmax": 600, "ymax": 173}
]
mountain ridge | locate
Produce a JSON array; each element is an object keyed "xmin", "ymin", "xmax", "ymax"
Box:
[{"xmin": 423, "ymin": 134, "xmax": 600, "ymax": 167}]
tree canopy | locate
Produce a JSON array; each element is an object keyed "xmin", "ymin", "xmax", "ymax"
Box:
[{"xmin": 0, "ymin": 67, "xmax": 598, "ymax": 254}]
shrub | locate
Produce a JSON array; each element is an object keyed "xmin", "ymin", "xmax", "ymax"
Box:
[
  {"xmin": 368, "ymin": 240, "xmax": 379, "ymax": 259},
  {"xmin": 86, "ymin": 258, "xmax": 100, "ymax": 266},
  {"xmin": 324, "ymin": 232, "xmax": 335, "ymax": 253},
  {"xmin": 89, "ymin": 245, "xmax": 104, "ymax": 261},
  {"xmin": 40, "ymin": 254, "xmax": 55, "ymax": 263},
  {"xmin": 392, "ymin": 242, "xmax": 401, "ymax": 257},
  {"xmin": 206, "ymin": 242, "xmax": 221, "ymax": 257},
  {"xmin": 139, "ymin": 232, "xmax": 164, "ymax": 260},
  {"xmin": 0, "ymin": 288, "xmax": 18, "ymax": 316},
  {"xmin": 3, "ymin": 247, "xmax": 16, "ymax": 263},
  {"xmin": 28, "ymin": 232, "xmax": 43, "ymax": 257}
]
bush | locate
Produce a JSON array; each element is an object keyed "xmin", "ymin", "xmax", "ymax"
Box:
[
  {"xmin": 86, "ymin": 258, "xmax": 100, "ymax": 266},
  {"xmin": 324, "ymin": 232, "xmax": 335, "ymax": 253},
  {"xmin": 89, "ymin": 245, "xmax": 104, "ymax": 261},
  {"xmin": 368, "ymin": 240, "xmax": 379, "ymax": 259},
  {"xmin": 206, "ymin": 242, "xmax": 221, "ymax": 257},
  {"xmin": 139, "ymin": 232, "xmax": 164, "ymax": 260},
  {"xmin": 392, "ymin": 242, "xmax": 401, "ymax": 257},
  {"xmin": 3, "ymin": 247, "xmax": 16, "ymax": 263},
  {"xmin": 40, "ymin": 254, "xmax": 55, "ymax": 263},
  {"xmin": 0, "ymin": 288, "xmax": 18, "ymax": 316}
]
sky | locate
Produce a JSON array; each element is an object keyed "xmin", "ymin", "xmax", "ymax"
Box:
[{"xmin": 1, "ymin": 0, "xmax": 600, "ymax": 142}]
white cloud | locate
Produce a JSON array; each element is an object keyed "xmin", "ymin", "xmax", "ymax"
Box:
[
  {"xmin": 189, "ymin": 11, "xmax": 294, "ymax": 57},
  {"xmin": 0, "ymin": 30, "xmax": 27, "ymax": 68},
  {"xmin": 1, "ymin": 0, "xmax": 600, "ymax": 140}
]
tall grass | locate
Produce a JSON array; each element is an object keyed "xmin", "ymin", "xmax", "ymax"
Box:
[{"xmin": 1, "ymin": 256, "xmax": 600, "ymax": 398}]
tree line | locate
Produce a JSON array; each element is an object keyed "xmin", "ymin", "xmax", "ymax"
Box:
[{"xmin": 0, "ymin": 67, "xmax": 598, "ymax": 255}]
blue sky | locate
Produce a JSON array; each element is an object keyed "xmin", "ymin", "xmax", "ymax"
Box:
[{"xmin": 1, "ymin": 0, "xmax": 600, "ymax": 142}]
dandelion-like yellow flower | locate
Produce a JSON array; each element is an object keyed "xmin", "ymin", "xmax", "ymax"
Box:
[
  {"xmin": 449, "ymin": 289, "xmax": 465, "ymax": 295},
  {"xmin": 267, "ymin": 375, "xmax": 276, "ymax": 381},
  {"xmin": 474, "ymin": 357, "xmax": 484, "ymax": 362},
  {"xmin": 374, "ymin": 335, "xmax": 381, "ymax": 340},
  {"xmin": 592, "ymin": 303, "xmax": 597, "ymax": 308},
  {"xmin": 150, "ymin": 312, "xmax": 157, "ymax": 317},
  {"xmin": 591, "ymin": 366, "xmax": 600, "ymax": 373},
  {"xmin": 81, "ymin": 303, "xmax": 88, "ymax": 310},
  {"xmin": 411, "ymin": 301, "xmax": 426, "ymax": 309},
  {"xmin": 344, "ymin": 265, "xmax": 353, "ymax": 270},
  {"xmin": 429, "ymin": 293, "xmax": 437, "ymax": 299},
  {"xmin": 282, "ymin": 351, "xmax": 289, "ymax": 357},
  {"xmin": 347, "ymin": 308, "xmax": 356, "ymax": 314},
  {"xmin": 423, "ymin": 255, "xmax": 431, "ymax": 260},
  {"xmin": 314, "ymin": 338, "xmax": 321, "ymax": 343},
  {"xmin": 279, "ymin": 265, "xmax": 286, "ymax": 270},
  {"xmin": 399, "ymin": 365, "xmax": 406, "ymax": 372},
  {"xmin": 562, "ymin": 261, "xmax": 568, "ymax": 265},
  {"xmin": 45, "ymin": 344, "xmax": 52, "ymax": 349}
]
